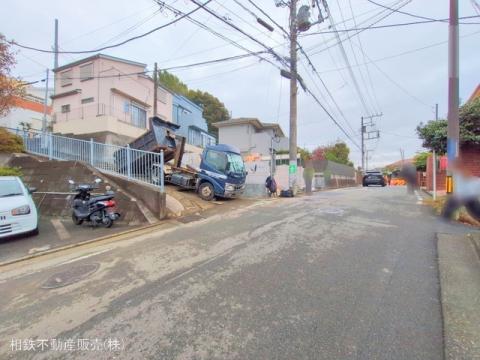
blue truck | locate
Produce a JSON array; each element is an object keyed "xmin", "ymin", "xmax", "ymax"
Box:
[{"xmin": 129, "ymin": 117, "xmax": 246, "ymax": 201}]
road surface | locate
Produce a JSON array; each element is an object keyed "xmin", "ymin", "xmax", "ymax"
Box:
[{"xmin": 0, "ymin": 186, "xmax": 469, "ymax": 359}]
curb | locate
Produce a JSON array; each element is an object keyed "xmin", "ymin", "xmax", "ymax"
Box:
[{"xmin": 0, "ymin": 221, "xmax": 170, "ymax": 269}]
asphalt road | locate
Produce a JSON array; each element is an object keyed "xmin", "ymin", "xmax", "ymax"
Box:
[{"xmin": 0, "ymin": 186, "xmax": 472, "ymax": 359}]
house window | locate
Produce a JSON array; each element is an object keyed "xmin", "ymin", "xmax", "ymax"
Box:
[
  {"xmin": 130, "ymin": 102, "xmax": 146, "ymax": 128},
  {"xmin": 60, "ymin": 70, "xmax": 72, "ymax": 87},
  {"xmin": 61, "ymin": 104, "xmax": 70, "ymax": 113},
  {"xmin": 81, "ymin": 97, "xmax": 94, "ymax": 104},
  {"xmin": 80, "ymin": 63, "xmax": 94, "ymax": 81}
]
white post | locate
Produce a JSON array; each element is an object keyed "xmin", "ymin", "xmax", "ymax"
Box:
[
  {"xmin": 160, "ymin": 150, "xmax": 165, "ymax": 193},
  {"xmin": 126, "ymin": 145, "xmax": 132, "ymax": 179},
  {"xmin": 90, "ymin": 138, "xmax": 94, "ymax": 166},
  {"xmin": 432, "ymin": 150, "xmax": 437, "ymax": 201},
  {"xmin": 48, "ymin": 133, "xmax": 53, "ymax": 160}
]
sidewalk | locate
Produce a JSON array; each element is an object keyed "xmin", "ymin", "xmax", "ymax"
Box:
[{"xmin": 437, "ymin": 232, "xmax": 480, "ymax": 359}]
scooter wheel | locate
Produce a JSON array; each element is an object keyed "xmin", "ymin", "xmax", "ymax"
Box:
[
  {"xmin": 102, "ymin": 217, "xmax": 113, "ymax": 228},
  {"xmin": 72, "ymin": 214, "xmax": 83, "ymax": 225}
]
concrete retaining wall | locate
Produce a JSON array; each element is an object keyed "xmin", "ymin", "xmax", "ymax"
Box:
[{"xmin": 101, "ymin": 173, "xmax": 167, "ymax": 220}]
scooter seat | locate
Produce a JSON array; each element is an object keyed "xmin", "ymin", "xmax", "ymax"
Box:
[{"xmin": 88, "ymin": 195, "xmax": 113, "ymax": 204}]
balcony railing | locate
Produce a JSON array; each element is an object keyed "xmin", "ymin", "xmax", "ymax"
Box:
[{"xmin": 53, "ymin": 103, "xmax": 147, "ymax": 129}]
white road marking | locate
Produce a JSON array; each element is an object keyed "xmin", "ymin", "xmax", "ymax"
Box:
[
  {"xmin": 28, "ymin": 245, "xmax": 51, "ymax": 254},
  {"xmin": 50, "ymin": 219, "xmax": 71, "ymax": 240},
  {"xmin": 59, "ymin": 248, "xmax": 112, "ymax": 265}
]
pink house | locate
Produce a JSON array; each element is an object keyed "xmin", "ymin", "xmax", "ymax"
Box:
[{"xmin": 51, "ymin": 54, "xmax": 173, "ymax": 145}]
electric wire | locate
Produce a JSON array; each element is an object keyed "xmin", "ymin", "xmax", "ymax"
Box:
[{"xmin": 8, "ymin": 0, "xmax": 214, "ymax": 54}]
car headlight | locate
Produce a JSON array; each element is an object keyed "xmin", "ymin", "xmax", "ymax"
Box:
[
  {"xmin": 11, "ymin": 205, "xmax": 31, "ymax": 216},
  {"xmin": 225, "ymin": 184, "xmax": 235, "ymax": 191}
]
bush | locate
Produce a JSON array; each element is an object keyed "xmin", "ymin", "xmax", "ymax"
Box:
[
  {"xmin": 0, "ymin": 128, "xmax": 23, "ymax": 153},
  {"xmin": 0, "ymin": 166, "xmax": 22, "ymax": 176}
]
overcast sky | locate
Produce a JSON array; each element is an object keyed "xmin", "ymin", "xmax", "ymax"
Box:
[{"xmin": 3, "ymin": 0, "xmax": 479, "ymax": 168}]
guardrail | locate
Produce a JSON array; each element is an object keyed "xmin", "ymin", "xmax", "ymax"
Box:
[{"xmin": 4, "ymin": 127, "xmax": 164, "ymax": 192}]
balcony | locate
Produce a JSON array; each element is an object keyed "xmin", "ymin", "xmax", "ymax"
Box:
[{"xmin": 53, "ymin": 103, "xmax": 147, "ymax": 141}]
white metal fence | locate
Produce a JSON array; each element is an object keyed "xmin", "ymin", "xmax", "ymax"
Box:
[{"xmin": 5, "ymin": 127, "xmax": 164, "ymax": 192}]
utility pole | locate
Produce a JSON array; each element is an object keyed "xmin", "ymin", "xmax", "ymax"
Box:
[
  {"xmin": 54, "ymin": 19, "xmax": 59, "ymax": 70},
  {"xmin": 433, "ymin": 103, "xmax": 438, "ymax": 200},
  {"xmin": 361, "ymin": 116, "xmax": 365, "ymax": 171},
  {"xmin": 288, "ymin": 0, "xmax": 298, "ymax": 192},
  {"xmin": 42, "ymin": 69, "xmax": 49, "ymax": 133},
  {"xmin": 447, "ymin": 0, "xmax": 459, "ymax": 186},
  {"xmin": 153, "ymin": 62, "xmax": 158, "ymax": 117},
  {"xmin": 361, "ymin": 113, "xmax": 381, "ymax": 172}
]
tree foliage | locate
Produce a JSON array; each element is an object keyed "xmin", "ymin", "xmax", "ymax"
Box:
[
  {"xmin": 413, "ymin": 151, "xmax": 430, "ymax": 171},
  {"xmin": 158, "ymin": 70, "xmax": 189, "ymax": 96},
  {"xmin": 0, "ymin": 33, "xmax": 24, "ymax": 117},
  {"xmin": 158, "ymin": 70, "xmax": 230, "ymax": 136},
  {"xmin": 416, "ymin": 97, "xmax": 480, "ymax": 153},
  {"xmin": 0, "ymin": 128, "xmax": 23, "ymax": 153},
  {"xmin": 311, "ymin": 141, "xmax": 353, "ymax": 167},
  {"xmin": 187, "ymin": 89, "xmax": 229, "ymax": 136}
]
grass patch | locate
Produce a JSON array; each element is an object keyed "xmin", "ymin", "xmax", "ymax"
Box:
[
  {"xmin": 423, "ymin": 195, "xmax": 480, "ymax": 227},
  {"xmin": 0, "ymin": 166, "xmax": 23, "ymax": 176}
]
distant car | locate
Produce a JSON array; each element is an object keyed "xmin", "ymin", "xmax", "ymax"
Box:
[
  {"xmin": 0, "ymin": 176, "xmax": 38, "ymax": 238},
  {"xmin": 363, "ymin": 171, "xmax": 386, "ymax": 187}
]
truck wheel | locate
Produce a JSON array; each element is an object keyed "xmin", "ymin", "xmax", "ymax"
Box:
[{"xmin": 198, "ymin": 182, "xmax": 214, "ymax": 201}]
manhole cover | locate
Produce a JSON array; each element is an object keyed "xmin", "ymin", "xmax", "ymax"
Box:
[{"xmin": 41, "ymin": 263, "xmax": 100, "ymax": 289}]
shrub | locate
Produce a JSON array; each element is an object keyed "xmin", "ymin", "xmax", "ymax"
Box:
[
  {"xmin": 0, "ymin": 128, "xmax": 23, "ymax": 153},
  {"xmin": 0, "ymin": 166, "xmax": 22, "ymax": 176}
]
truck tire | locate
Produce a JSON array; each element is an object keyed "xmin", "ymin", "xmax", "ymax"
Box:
[{"xmin": 198, "ymin": 182, "xmax": 215, "ymax": 201}]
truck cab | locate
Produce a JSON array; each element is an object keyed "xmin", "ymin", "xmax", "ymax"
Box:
[{"xmin": 197, "ymin": 144, "xmax": 246, "ymax": 201}]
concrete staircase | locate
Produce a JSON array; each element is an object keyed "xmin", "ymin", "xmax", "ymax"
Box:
[{"xmin": 8, "ymin": 154, "xmax": 149, "ymax": 225}]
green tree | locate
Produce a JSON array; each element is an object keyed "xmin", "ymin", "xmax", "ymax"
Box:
[
  {"xmin": 187, "ymin": 89, "xmax": 230, "ymax": 136},
  {"xmin": 416, "ymin": 97, "xmax": 480, "ymax": 153},
  {"xmin": 158, "ymin": 70, "xmax": 189, "ymax": 96},
  {"xmin": 312, "ymin": 141, "xmax": 353, "ymax": 167},
  {"xmin": 413, "ymin": 151, "xmax": 430, "ymax": 171},
  {"xmin": 157, "ymin": 70, "xmax": 230, "ymax": 136}
]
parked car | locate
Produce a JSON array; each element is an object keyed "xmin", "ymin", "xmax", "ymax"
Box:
[
  {"xmin": 362, "ymin": 171, "xmax": 386, "ymax": 187},
  {"xmin": 0, "ymin": 176, "xmax": 38, "ymax": 238}
]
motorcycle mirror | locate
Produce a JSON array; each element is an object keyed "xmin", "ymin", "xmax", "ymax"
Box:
[
  {"xmin": 94, "ymin": 178, "xmax": 102, "ymax": 184},
  {"xmin": 68, "ymin": 180, "xmax": 75, "ymax": 185}
]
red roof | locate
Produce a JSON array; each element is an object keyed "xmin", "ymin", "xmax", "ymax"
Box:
[
  {"xmin": 12, "ymin": 96, "xmax": 52, "ymax": 114},
  {"xmin": 468, "ymin": 84, "xmax": 480, "ymax": 103}
]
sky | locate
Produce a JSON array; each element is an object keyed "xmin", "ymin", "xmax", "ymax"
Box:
[{"xmin": 3, "ymin": 0, "xmax": 479, "ymax": 168}]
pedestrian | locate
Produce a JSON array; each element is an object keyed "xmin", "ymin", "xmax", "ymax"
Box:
[
  {"xmin": 441, "ymin": 158, "xmax": 480, "ymax": 221},
  {"xmin": 265, "ymin": 175, "xmax": 277, "ymax": 197},
  {"xmin": 400, "ymin": 163, "xmax": 417, "ymax": 194}
]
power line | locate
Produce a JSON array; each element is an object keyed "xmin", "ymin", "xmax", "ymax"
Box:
[
  {"xmin": 305, "ymin": 0, "xmax": 410, "ymax": 57},
  {"xmin": 158, "ymin": 1, "xmax": 286, "ymax": 71},
  {"xmin": 305, "ymin": 86, "xmax": 362, "ymax": 150},
  {"xmin": 323, "ymin": 0, "xmax": 375, "ymax": 116},
  {"xmin": 316, "ymin": 29, "xmax": 480, "ymax": 75},
  {"xmin": 22, "ymin": 51, "xmax": 267, "ymax": 82},
  {"xmin": 301, "ymin": 15, "xmax": 480, "ymax": 36},
  {"xmin": 347, "ymin": 0, "xmax": 381, "ymax": 114},
  {"xmin": 359, "ymin": 47, "xmax": 431, "ymax": 108},
  {"xmin": 366, "ymin": 0, "xmax": 455, "ymax": 23},
  {"xmin": 9, "ymin": 0, "xmax": 213, "ymax": 54},
  {"xmin": 188, "ymin": 0, "xmax": 288, "ymax": 68},
  {"xmin": 245, "ymin": 0, "xmax": 289, "ymax": 37}
]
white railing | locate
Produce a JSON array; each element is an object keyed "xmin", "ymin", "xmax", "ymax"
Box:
[{"xmin": 5, "ymin": 127, "xmax": 164, "ymax": 192}]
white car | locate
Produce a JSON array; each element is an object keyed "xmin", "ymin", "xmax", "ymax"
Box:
[{"xmin": 0, "ymin": 176, "xmax": 38, "ymax": 238}]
